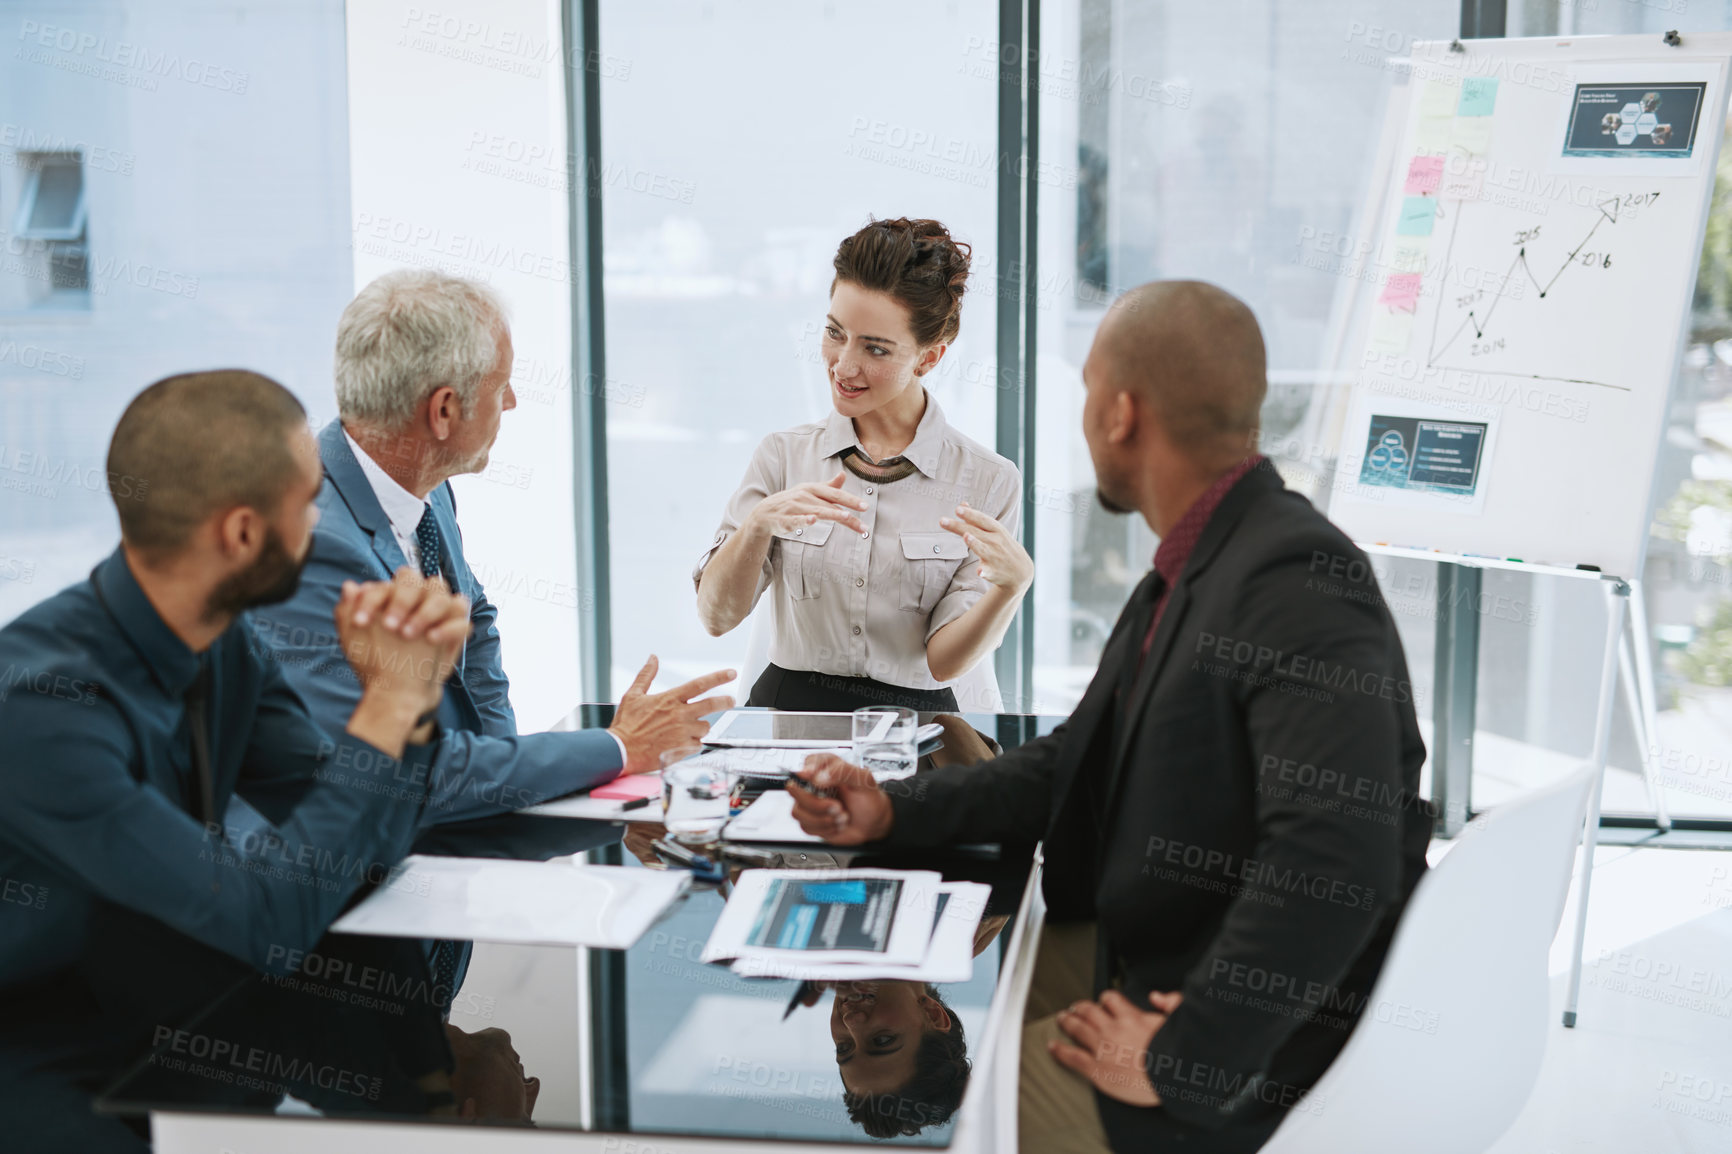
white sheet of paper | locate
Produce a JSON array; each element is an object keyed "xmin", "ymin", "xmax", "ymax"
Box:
[
  {"xmin": 724, "ymin": 789, "xmax": 826, "ymax": 844},
  {"xmin": 330, "ymin": 855, "xmax": 689, "ymax": 949},
  {"xmin": 702, "ymin": 868, "xmax": 942, "ymax": 967},
  {"xmin": 729, "ymin": 881, "xmax": 991, "ymax": 983}
]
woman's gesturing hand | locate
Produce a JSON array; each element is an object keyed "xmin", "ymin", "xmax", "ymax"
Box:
[
  {"xmin": 748, "ymin": 472, "xmax": 868, "ymax": 537},
  {"xmin": 941, "ymin": 503, "xmax": 1033, "ymax": 592}
]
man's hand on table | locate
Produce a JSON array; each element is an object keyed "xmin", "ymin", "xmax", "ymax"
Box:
[
  {"xmin": 1049, "ymin": 989, "xmax": 1183, "ymax": 1107},
  {"xmin": 608, "ymin": 655, "xmax": 736, "ymax": 775},
  {"xmin": 788, "ymin": 754, "xmax": 893, "ymax": 844}
]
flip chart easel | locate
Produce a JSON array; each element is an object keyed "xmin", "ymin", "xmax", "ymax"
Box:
[{"xmin": 1323, "ymin": 32, "xmax": 1732, "ymax": 1027}]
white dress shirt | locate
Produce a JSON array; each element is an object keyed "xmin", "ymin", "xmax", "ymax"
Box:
[
  {"xmin": 344, "ymin": 430, "xmax": 432, "ymax": 574},
  {"xmin": 342, "ymin": 429, "xmax": 632, "ymax": 766}
]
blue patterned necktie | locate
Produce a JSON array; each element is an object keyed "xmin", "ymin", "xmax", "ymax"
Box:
[
  {"xmin": 431, "ymin": 938, "xmax": 459, "ymax": 1018},
  {"xmin": 414, "ymin": 505, "xmax": 445, "ymax": 585},
  {"xmin": 415, "ymin": 502, "xmax": 459, "ymax": 1005}
]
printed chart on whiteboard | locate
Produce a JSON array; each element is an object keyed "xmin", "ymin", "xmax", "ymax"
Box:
[{"xmin": 1332, "ymin": 41, "xmax": 1728, "ymax": 577}]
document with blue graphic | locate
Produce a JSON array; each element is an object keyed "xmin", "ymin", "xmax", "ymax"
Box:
[{"xmin": 702, "ymin": 868, "xmax": 941, "ymax": 967}]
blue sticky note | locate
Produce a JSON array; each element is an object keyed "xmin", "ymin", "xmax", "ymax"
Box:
[
  {"xmin": 800, "ymin": 881, "xmax": 868, "ymax": 904},
  {"xmin": 1395, "ymin": 196, "xmax": 1438, "ymax": 237},
  {"xmin": 1458, "ymin": 77, "xmax": 1498, "ymax": 117}
]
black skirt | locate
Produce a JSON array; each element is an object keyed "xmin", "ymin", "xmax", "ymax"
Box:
[{"xmin": 747, "ymin": 663, "xmax": 958, "ymax": 713}]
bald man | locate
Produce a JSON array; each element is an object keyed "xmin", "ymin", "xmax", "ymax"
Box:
[{"xmin": 790, "ymin": 282, "xmax": 1430, "ymax": 1153}]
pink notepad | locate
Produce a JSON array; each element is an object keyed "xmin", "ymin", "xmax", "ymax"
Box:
[{"xmin": 590, "ymin": 773, "xmax": 662, "ymax": 802}]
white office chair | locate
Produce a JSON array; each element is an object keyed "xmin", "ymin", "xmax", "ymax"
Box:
[
  {"xmin": 738, "ymin": 594, "xmax": 1004, "ymax": 712},
  {"xmin": 1259, "ymin": 762, "xmax": 1598, "ymax": 1154}
]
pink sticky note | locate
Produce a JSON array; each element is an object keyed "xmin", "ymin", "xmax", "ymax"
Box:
[
  {"xmin": 1378, "ymin": 272, "xmax": 1423, "ymax": 313},
  {"xmin": 1404, "ymin": 155, "xmax": 1444, "ymax": 196},
  {"xmin": 591, "ymin": 772, "xmax": 663, "ymax": 801}
]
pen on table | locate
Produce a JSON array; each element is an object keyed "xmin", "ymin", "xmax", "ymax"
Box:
[
  {"xmin": 621, "ymin": 795, "xmax": 654, "ymax": 811},
  {"xmin": 790, "ymin": 773, "xmax": 838, "ymax": 801}
]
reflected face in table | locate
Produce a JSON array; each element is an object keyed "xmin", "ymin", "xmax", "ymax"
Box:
[
  {"xmin": 446, "ymin": 1022, "xmax": 540, "ymax": 1123},
  {"xmin": 829, "ymin": 980, "xmax": 952, "ymax": 1098}
]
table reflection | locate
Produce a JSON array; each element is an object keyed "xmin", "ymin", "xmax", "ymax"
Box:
[{"xmin": 99, "ymin": 710, "xmax": 1061, "ymax": 1148}]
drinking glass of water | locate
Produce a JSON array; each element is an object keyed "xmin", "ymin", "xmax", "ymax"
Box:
[
  {"xmin": 661, "ymin": 748, "xmax": 729, "ymax": 846},
  {"xmin": 852, "ymin": 706, "xmax": 918, "ymax": 779}
]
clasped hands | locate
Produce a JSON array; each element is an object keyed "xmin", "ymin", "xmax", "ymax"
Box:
[
  {"xmin": 332, "ymin": 568, "xmax": 472, "ymax": 754},
  {"xmin": 337, "ymin": 568, "xmax": 471, "ymax": 709}
]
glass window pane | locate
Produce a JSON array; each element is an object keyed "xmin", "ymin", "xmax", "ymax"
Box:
[
  {"xmin": 0, "ymin": 4, "xmax": 353, "ymax": 623},
  {"xmin": 1469, "ymin": 5, "xmax": 1732, "ymax": 820},
  {"xmin": 1031, "ymin": 0, "xmax": 1460, "ymax": 714},
  {"xmin": 600, "ymin": 0, "xmax": 1000, "ymax": 702}
]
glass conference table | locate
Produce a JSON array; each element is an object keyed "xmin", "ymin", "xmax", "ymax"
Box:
[{"xmin": 99, "ymin": 709, "xmax": 1064, "ymax": 1154}]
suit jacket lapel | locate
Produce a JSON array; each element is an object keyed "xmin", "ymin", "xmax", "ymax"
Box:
[
  {"xmin": 1103, "ymin": 582, "xmax": 1190, "ymax": 803},
  {"xmin": 1101, "ymin": 463, "xmax": 1286, "ymax": 808},
  {"xmin": 318, "ymin": 419, "xmax": 409, "ymax": 577}
]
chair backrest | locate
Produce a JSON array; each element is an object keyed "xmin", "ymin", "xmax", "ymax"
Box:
[
  {"xmin": 1260, "ymin": 763, "xmax": 1597, "ymax": 1154},
  {"xmin": 739, "ymin": 593, "xmax": 1005, "ymax": 713}
]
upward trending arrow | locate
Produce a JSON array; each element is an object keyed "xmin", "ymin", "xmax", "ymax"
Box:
[{"xmin": 1597, "ymin": 197, "xmax": 1620, "ymax": 224}]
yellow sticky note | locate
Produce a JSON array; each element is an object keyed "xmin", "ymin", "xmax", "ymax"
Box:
[
  {"xmin": 1368, "ymin": 308, "xmax": 1415, "ymax": 355},
  {"xmin": 1451, "ymin": 116, "xmax": 1495, "ymax": 156},
  {"xmin": 1391, "ymin": 239, "xmax": 1429, "ymax": 274},
  {"xmin": 1413, "ymin": 115, "xmax": 1452, "ymax": 154},
  {"xmin": 1417, "ymin": 78, "xmax": 1458, "ymax": 119}
]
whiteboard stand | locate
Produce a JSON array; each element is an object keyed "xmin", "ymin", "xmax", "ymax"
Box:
[
  {"xmin": 1618, "ymin": 633, "xmax": 1671, "ymax": 828},
  {"xmin": 1562, "ymin": 576, "xmax": 1631, "ymax": 1028},
  {"xmin": 1623, "ymin": 579, "xmax": 1672, "ymax": 831}
]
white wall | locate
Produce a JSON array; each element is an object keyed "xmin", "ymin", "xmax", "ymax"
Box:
[{"xmin": 346, "ymin": 0, "xmax": 582, "ymax": 728}]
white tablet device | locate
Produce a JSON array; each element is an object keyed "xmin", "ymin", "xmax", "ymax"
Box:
[{"xmin": 704, "ymin": 710, "xmax": 887, "ymax": 749}]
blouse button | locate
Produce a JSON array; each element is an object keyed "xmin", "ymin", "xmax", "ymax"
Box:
[
  {"xmin": 852, "ymin": 625, "xmax": 862, "ymax": 636},
  {"xmin": 855, "ymin": 578, "xmax": 864, "ymax": 588},
  {"xmin": 933, "ymin": 545, "xmax": 941, "ymax": 553},
  {"xmin": 794, "ymin": 528, "xmax": 803, "ymax": 536},
  {"xmin": 861, "ymin": 531, "xmax": 870, "ymax": 540},
  {"xmin": 865, "ymin": 486, "xmax": 875, "ymax": 495}
]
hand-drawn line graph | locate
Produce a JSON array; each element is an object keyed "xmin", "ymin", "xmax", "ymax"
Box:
[{"xmin": 1424, "ymin": 193, "xmax": 1659, "ymax": 391}]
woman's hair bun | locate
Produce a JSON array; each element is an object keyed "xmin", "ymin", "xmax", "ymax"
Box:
[{"xmin": 832, "ymin": 217, "xmax": 972, "ymax": 346}]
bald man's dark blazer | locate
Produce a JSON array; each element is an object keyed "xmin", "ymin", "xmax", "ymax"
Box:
[{"xmin": 885, "ymin": 462, "xmax": 1430, "ymax": 1153}]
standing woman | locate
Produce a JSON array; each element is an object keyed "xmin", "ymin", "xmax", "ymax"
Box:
[{"xmin": 694, "ymin": 218, "xmax": 1031, "ymax": 712}]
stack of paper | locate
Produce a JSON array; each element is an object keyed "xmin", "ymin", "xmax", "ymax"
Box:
[
  {"xmin": 702, "ymin": 868, "xmax": 990, "ymax": 983},
  {"xmin": 723, "ymin": 789, "xmax": 824, "ymax": 844},
  {"xmin": 331, "ymin": 855, "xmax": 690, "ymax": 949}
]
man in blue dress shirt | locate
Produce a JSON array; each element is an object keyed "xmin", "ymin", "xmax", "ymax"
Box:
[{"xmin": 0, "ymin": 370, "xmax": 478, "ymax": 1150}]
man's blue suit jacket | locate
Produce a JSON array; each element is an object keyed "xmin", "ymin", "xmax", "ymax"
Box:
[{"xmin": 247, "ymin": 420, "xmax": 622, "ymax": 823}]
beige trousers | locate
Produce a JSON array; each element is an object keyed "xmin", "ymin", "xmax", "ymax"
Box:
[{"xmin": 1017, "ymin": 922, "xmax": 1114, "ymax": 1154}]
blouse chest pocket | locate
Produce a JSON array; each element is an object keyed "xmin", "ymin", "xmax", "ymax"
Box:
[
  {"xmin": 898, "ymin": 531, "xmax": 969, "ymax": 615},
  {"xmin": 773, "ymin": 520, "xmax": 835, "ymax": 600}
]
